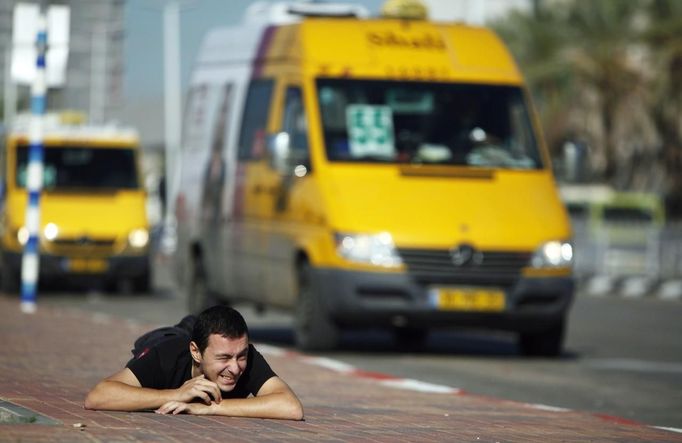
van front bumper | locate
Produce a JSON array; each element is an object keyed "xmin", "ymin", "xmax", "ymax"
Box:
[
  {"xmin": 1, "ymin": 251, "xmax": 149, "ymax": 281},
  {"xmin": 313, "ymin": 267, "xmax": 574, "ymax": 333}
]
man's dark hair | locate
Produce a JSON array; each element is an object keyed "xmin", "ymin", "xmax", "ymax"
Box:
[{"xmin": 192, "ymin": 305, "xmax": 249, "ymax": 353}]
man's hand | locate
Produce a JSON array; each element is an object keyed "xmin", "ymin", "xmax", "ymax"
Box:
[
  {"xmin": 155, "ymin": 401, "xmax": 213, "ymax": 415},
  {"xmin": 174, "ymin": 375, "xmax": 222, "ymax": 405}
]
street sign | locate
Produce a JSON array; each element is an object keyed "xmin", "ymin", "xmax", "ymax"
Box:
[{"xmin": 11, "ymin": 3, "xmax": 70, "ymax": 87}]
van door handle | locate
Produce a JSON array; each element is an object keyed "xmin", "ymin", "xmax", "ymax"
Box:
[{"xmin": 253, "ymin": 185, "xmax": 263, "ymax": 194}]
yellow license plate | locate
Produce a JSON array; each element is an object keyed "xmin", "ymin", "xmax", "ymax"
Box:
[
  {"xmin": 430, "ymin": 287, "xmax": 506, "ymax": 312},
  {"xmin": 68, "ymin": 258, "xmax": 108, "ymax": 273}
]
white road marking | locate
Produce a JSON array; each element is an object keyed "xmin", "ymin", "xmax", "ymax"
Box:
[
  {"xmin": 586, "ymin": 358, "xmax": 682, "ymax": 374},
  {"xmin": 379, "ymin": 378, "xmax": 461, "ymax": 394},
  {"xmin": 526, "ymin": 403, "xmax": 571, "ymax": 412},
  {"xmin": 652, "ymin": 426, "xmax": 682, "ymax": 434},
  {"xmin": 303, "ymin": 356, "xmax": 356, "ymax": 374}
]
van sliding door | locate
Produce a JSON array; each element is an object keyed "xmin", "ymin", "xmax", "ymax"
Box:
[
  {"xmin": 263, "ymin": 84, "xmax": 311, "ymax": 307},
  {"xmin": 232, "ymin": 79, "xmax": 275, "ymax": 301}
]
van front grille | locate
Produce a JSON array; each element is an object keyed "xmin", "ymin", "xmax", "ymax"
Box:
[
  {"xmin": 46, "ymin": 237, "xmax": 118, "ymax": 257},
  {"xmin": 397, "ymin": 248, "xmax": 531, "ymax": 286}
]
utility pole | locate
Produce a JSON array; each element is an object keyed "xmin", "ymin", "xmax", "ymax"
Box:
[
  {"xmin": 20, "ymin": 1, "xmax": 48, "ymax": 314},
  {"xmin": 161, "ymin": 0, "xmax": 182, "ymax": 254},
  {"xmin": 12, "ymin": 2, "xmax": 70, "ymax": 313}
]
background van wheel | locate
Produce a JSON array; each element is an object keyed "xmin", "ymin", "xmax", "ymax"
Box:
[
  {"xmin": 1, "ymin": 265, "xmax": 19, "ymax": 294},
  {"xmin": 294, "ymin": 263, "xmax": 338, "ymax": 351},
  {"xmin": 519, "ymin": 319, "xmax": 565, "ymax": 357}
]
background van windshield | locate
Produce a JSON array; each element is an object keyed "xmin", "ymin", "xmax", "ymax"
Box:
[
  {"xmin": 317, "ymin": 79, "xmax": 543, "ymax": 169},
  {"xmin": 16, "ymin": 146, "xmax": 139, "ymax": 190}
]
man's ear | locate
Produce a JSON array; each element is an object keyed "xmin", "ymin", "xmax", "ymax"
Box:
[{"xmin": 189, "ymin": 341, "xmax": 202, "ymax": 364}]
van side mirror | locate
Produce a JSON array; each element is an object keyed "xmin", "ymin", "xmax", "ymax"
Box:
[
  {"xmin": 267, "ymin": 132, "xmax": 291, "ymax": 173},
  {"xmin": 267, "ymin": 132, "xmax": 311, "ymax": 176}
]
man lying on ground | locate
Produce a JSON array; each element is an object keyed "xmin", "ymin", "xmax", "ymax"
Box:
[{"xmin": 84, "ymin": 305, "xmax": 303, "ymax": 420}]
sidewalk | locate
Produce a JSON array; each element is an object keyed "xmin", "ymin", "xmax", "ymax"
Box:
[{"xmin": 0, "ymin": 295, "xmax": 679, "ymax": 442}]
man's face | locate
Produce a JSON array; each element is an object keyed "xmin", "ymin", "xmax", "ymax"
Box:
[{"xmin": 197, "ymin": 334, "xmax": 249, "ymax": 392}]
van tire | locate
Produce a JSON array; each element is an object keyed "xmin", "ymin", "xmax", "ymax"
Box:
[
  {"xmin": 187, "ymin": 260, "xmax": 206, "ymax": 314},
  {"xmin": 0, "ymin": 264, "xmax": 19, "ymax": 294},
  {"xmin": 294, "ymin": 263, "xmax": 338, "ymax": 351},
  {"xmin": 186, "ymin": 257, "xmax": 219, "ymax": 314},
  {"xmin": 133, "ymin": 271, "xmax": 151, "ymax": 294},
  {"xmin": 519, "ymin": 319, "xmax": 565, "ymax": 357}
]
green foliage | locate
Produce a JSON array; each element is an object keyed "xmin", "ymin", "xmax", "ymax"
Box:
[{"xmin": 491, "ymin": 0, "xmax": 682, "ymax": 215}]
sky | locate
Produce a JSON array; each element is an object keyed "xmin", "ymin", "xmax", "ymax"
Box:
[
  {"xmin": 122, "ymin": 0, "xmax": 529, "ymax": 100},
  {"xmin": 123, "ymin": 0, "xmax": 385, "ymax": 100}
]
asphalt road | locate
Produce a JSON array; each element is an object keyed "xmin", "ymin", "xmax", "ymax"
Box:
[{"xmin": 35, "ymin": 273, "xmax": 682, "ymax": 430}]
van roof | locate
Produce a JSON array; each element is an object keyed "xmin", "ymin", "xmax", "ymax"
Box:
[
  {"xmin": 8, "ymin": 113, "xmax": 139, "ymax": 144},
  {"xmin": 194, "ymin": 18, "xmax": 522, "ymax": 85}
]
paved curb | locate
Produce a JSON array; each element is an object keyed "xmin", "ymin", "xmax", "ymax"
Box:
[
  {"xmin": 1, "ymin": 296, "xmax": 681, "ymax": 442},
  {"xmin": 258, "ymin": 344, "xmax": 682, "ymax": 437}
]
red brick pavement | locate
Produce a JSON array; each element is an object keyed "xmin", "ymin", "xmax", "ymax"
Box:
[{"xmin": 0, "ymin": 295, "xmax": 680, "ymax": 442}]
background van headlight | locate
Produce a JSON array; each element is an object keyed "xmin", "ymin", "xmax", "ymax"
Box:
[
  {"xmin": 17, "ymin": 227, "xmax": 29, "ymax": 245},
  {"xmin": 17, "ymin": 223, "xmax": 60, "ymax": 245},
  {"xmin": 531, "ymin": 240, "xmax": 573, "ymax": 268},
  {"xmin": 335, "ymin": 232, "xmax": 402, "ymax": 267},
  {"xmin": 128, "ymin": 228, "xmax": 149, "ymax": 248},
  {"xmin": 44, "ymin": 223, "xmax": 59, "ymax": 241}
]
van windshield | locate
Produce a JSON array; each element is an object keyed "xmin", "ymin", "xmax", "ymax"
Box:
[
  {"xmin": 16, "ymin": 145, "xmax": 139, "ymax": 190},
  {"xmin": 317, "ymin": 79, "xmax": 543, "ymax": 169}
]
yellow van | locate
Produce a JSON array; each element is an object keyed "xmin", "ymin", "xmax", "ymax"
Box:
[
  {"xmin": 175, "ymin": 3, "xmax": 574, "ymax": 355},
  {"xmin": 0, "ymin": 113, "xmax": 151, "ymax": 293}
]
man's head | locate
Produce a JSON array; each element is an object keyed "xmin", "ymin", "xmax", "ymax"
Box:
[{"xmin": 189, "ymin": 305, "xmax": 250, "ymax": 392}]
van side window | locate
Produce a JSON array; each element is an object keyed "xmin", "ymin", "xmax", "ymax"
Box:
[
  {"xmin": 238, "ymin": 79, "xmax": 274, "ymax": 160},
  {"xmin": 183, "ymin": 84, "xmax": 209, "ymax": 152},
  {"xmin": 282, "ymin": 87, "xmax": 309, "ymax": 161}
]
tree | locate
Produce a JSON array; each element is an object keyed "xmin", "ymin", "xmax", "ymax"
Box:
[{"xmin": 493, "ymin": 0, "xmax": 680, "ymax": 215}]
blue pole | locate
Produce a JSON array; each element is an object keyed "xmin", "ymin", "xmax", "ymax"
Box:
[{"xmin": 20, "ymin": 11, "xmax": 47, "ymax": 314}]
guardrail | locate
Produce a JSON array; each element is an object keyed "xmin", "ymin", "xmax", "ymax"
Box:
[{"xmin": 571, "ymin": 219, "xmax": 682, "ymax": 299}]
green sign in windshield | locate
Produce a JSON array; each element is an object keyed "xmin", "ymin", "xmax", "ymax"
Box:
[{"xmin": 346, "ymin": 105, "xmax": 395, "ymax": 159}]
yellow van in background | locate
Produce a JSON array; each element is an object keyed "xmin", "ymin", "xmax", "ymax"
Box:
[
  {"xmin": 0, "ymin": 113, "xmax": 151, "ymax": 293},
  {"xmin": 175, "ymin": 2, "xmax": 574, "ymax": 355}
]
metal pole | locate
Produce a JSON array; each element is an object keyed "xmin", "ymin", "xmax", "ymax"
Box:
[
  {"xmin": 163, "ymin": 1, "xmax": 181, "ymax": 239},
  {"xmin": 20, "ymin": 7, "xmax": 47, "ymax": 314}
]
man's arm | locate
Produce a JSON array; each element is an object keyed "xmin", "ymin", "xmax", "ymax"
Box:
[
  {"xmin": 155, "ymin": 376, "xmax": 304, "ymax": 420},
  {"xmin": 84, "ymin": 368, "xmax": 222, "ymax": 412}
]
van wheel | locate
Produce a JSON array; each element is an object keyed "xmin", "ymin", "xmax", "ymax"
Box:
[
  {"xmin": 186, "ymin": 258, "xmax": 217, "ymax": 314},
  {"xmin": 0, "ymin": 264, "xmax": 19, "ymax": 294},
  {"xmin": 133, "ymin": 271, "xmax": 151, "ymax": 294},
  {"xmin": 294, "ymin": 263, "xmax": 338, "ymax": 351},
  {"xmin": 519, "ymin": 319, "xmax": 565, "ymax": 357}
]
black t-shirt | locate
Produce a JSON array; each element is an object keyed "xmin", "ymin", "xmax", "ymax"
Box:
[{"xmin": 126, "ymin": 337, "xmax": 276, "ymax": 399}]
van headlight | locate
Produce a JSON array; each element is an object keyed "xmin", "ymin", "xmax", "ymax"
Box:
[
  {"xmin": 44, "ymin": 223, "xmax": 59, "ymax": 241},
  {"xmin": 17, "ymin": 227, "xmax": 29, "ymax": 245},
  {"xmin": 335, "ymin": 232, "xmax": 402, "ymax": 267},
  {"xmin": 128, "ymin": 228, "xmax": 149, "ymax": 248},
  {"xmin": 17, "ymin": 223, "xmax": 60, "ymax": 245},
  {"xmin": 531, "ymin": 240, "xmax": 573, "ymax": 268}
]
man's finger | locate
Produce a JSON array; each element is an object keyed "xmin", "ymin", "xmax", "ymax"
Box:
[
  {"xmin": 195, "ymin": 390, "xmax": 211, "ymax": 405},
  {"xmin": 201, "ymin": 380, "xmax": 222, "ymax": 403},
  {"xmin": 210, "ymin": 384, "xmax": 221, "ymax": 403}
]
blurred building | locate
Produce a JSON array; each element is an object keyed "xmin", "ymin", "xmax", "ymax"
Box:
[{"xmin": 0, "ymin": 0, "xmax": 125, "ymax": 123}]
